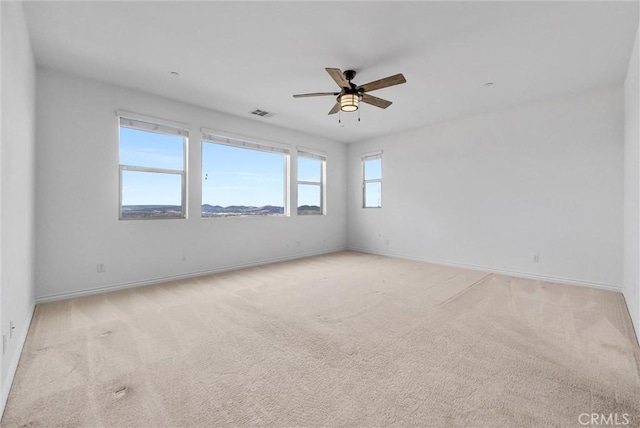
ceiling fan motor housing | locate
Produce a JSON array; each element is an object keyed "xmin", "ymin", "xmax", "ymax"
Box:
[{"xmin": 344, "ymin": 69, "xmax": 357, "ymax": 82}]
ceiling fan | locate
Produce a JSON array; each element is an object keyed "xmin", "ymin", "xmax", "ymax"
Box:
[{"xmin": 293, "ymin": 68, "xmax": 406, "ymax": 115}]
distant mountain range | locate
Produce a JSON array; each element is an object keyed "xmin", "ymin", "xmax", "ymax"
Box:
[
  {"xmin": 121, "ymin": 205, "xmax": 183, "ymax": 219},
  {"xmin": 297, "ymin": 205, "xmax": 322, "ymax": 215},
  {"xmin": 202, "ymin": 204, "xmax": 284, "ymax": 215},
  {"xmin": 121, "ymin": 204, "xmax": 320, "ymax": 218},
  {"xmin": 122, "ymin": 205, "xmax": 182, "ymax": 212}
]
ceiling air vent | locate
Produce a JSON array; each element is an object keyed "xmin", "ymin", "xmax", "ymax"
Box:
[{"xmin": 249, "ymin": 109, "xmax": 274, "ymax": 118}]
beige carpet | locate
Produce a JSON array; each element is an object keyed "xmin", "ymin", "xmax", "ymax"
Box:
[{"xmin": 2, "ymin": 251, "xmax": 639, "ymax": 427}]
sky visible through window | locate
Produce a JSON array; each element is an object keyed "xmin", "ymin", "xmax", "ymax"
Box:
[
  {"xmin": 120, "ymin": 127, "xmax": 184, "ymax": 206},
  {"xmin": 297, "ymin": 156, "xmax": 322, "ymax": 208},
  {"xmin": 364, "ymin": 158, "xmax": 382, "ymax": 181},
  {"xmin": 364, "ymin": 158, "xmax": 382, "ymax": 208},
  {"xmin": 202, "ymin": 142, "xmax": 285, "ymax": 208}
]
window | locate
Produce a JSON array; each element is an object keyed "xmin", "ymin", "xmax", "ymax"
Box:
[
  {"xmin": 118, "ymin": 114, "xmax": 188, "ymax": 220},
  {"xmin": 362, "ymin": 152, "xmax": 382, "ymax": 208},
  {"xmin": 201, "ymin": 131, "xmax": 290, "ymax": 217},
  {"xmin": 297, "ymin": 150, "xmax": 326, "ymax": 215}
]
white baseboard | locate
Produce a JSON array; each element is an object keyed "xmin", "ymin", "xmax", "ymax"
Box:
[
  {"xmin": 1, "ymin": 302, "xmax": 35, "ymax": 420},
  {"xmin": 348, "ymin": 247, "xmax": 622, "ymax": 293},
  {"xmin": 35, "ymin": 247, "xmax": 348, "ymax": 304},
  {"xmin": 621, "ymin": 291, "xmax": 640, "ymax": 345}
]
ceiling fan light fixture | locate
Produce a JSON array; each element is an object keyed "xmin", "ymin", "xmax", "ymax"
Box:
[{"xmin": 340, "ymin": 93, "xmax": 359, "ymax": 112}]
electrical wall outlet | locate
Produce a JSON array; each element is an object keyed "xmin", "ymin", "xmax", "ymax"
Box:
[
  {"xmin": 533, "ymin": 255, "xmax": 540, "ymax": 263},
  {"xmin": 97, "ymin": 263, "xmax": 105, "ymax": 273}
]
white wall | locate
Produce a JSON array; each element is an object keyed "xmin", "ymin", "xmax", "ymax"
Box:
[
  {"xmin": 35, "ymin": 68, "xmax": 347, "ymax": 301},
  {"xmin": 1, "ymin": 0, "xmax": 36, "ymax": 412},
  {"xmin": 623, "ymin": 27, "xmax": 640, "ymax": 341},
  {"xmin": 348, "ymin": 86, "xmax": 624, "ymax": 290}
]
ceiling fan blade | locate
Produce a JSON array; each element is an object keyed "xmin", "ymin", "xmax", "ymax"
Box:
[
  {"xmin": 358, "ymin": 73, "xmax": 406, "ymax": 93},
  {"xmin": 361, "ymin": 93, "xmax": 392, "ymax": 109},
  {"xmin": 293, "ymin": 92, "xmax": 339, "ymax": 98},
  {"xmin": 328, "ymin": 102, "xmax": 341, "ymax": 115},
  {"xmin": 326, "ymin": 68, "xmax": 350, "ymax": 88}
]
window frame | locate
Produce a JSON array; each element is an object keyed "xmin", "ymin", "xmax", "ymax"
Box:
[
  {"xmin": 362, "ymin": 151, "xmax": 383, "ymax": 209},
  {"xmin": 117, "ymin": 112, "xmax": 189, "ymax": 220},
  {"xmin": 201, "ymin": 129, "xmax": 291, "ymax": 218},
  {"xmin": 297, "ymin": 149, "xmax": 327, "ymax": 216}
]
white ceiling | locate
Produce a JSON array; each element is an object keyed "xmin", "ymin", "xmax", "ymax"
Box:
[{"xmin": 23, "ymin": 1, "xmax": 639, "ymax": 144}]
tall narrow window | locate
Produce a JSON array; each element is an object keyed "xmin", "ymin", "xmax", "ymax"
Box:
[
  {"xmin": 201, "ymin": 131, "xmax": 290, "ymax": 217},
  {"xmin": 297, "ymin": 150, "xmax": 326, "ymax": 215},
  {"xmin": 118, "ymin": 115, "xmax": 188, "ymax": 220},
  {"xmin": 362, "ymin": 152, "xmax": 382, "ymax": 208}
]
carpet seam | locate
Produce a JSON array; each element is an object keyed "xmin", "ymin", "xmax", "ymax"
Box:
[{"xmin": 437, "ymin": 273, "xmax": 493, "ymax": 308}]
